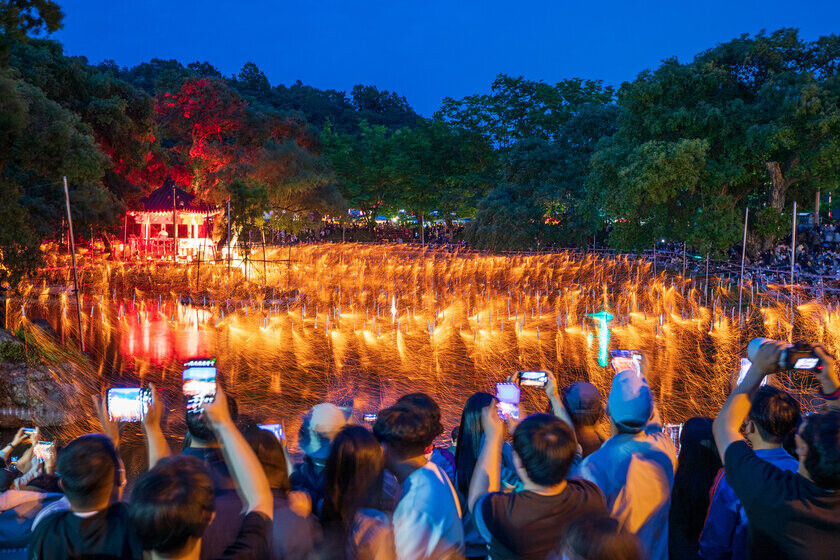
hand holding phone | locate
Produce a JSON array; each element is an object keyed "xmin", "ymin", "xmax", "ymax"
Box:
[
  {"xmin": 183, "ymin": 359, "xmax": 217, "ymax": 414},
  {"xmin": 481, "ymin": 399, "xmax": 505, "ymax": 437},
  {"xmin": 12, "ymin": 428, "xmax": 35, "ymax": 447},
  {"xmin": 610, "ymin": 350, "xmax": 642, "ymax": 376}
]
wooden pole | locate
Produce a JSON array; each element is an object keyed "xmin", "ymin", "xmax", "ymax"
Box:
[
  {"xmin": 738, "ymin": 207, "xmax": 749, "ymax": 321},
  {"xmin": 261, "ymin": 228, "xmax": 268, "ymax": 289},
  {"xmin": 122, "ymin": 212, "xmax": 128, "ymax": 261},
  {"xmin": 227, "ymin": 200, "xmax": 231, "ymax": 279},
  {"xmin": 172, "ymin": 184, "xmax": 177, "ymax": 263},
  {"xmin": 790, "ymin": 201, "xmax": 797, "ymax": 342},
  {"xmin": 63, "ymin": 177, "xmax": 85, "ymax": 353},
  {"xmin": 653, "ymin": 242, "xmax": 657, "ymax": 278},
  {"xmin": 815, "ymin": 190, "xmax": 821, "ymax": 227}
]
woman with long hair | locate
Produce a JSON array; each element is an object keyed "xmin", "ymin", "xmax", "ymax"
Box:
[
  {"xmin": 454, "ymin": 392, "xmax": 518, "ymax": 559},
  {"xmin": 321, "ymin": 425, "xmax": 395, "ymax": 560},
  {"xmin": 668, "ymin": 417, "xmax": 722, "ymax": 560},
  {"xmin": 243, "ymin": 427, "xmax": 320, "ymax": 560}
]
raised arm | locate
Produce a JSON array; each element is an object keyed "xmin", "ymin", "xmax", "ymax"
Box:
[
  {"xmin": 544, "ymin": 371, "xmax": 575, "ymax": 431},
  {"xmin": 205, "ymin": 387, "xmax": 273, "ymax": 519},
  {"xmin": 814, "ymin": 345, "xmax": 840, "ymax": 411},
  {"xmin": 467, "ymin": 402, "xmax": 503, "ymax": 513},
  {"xmin": 2, "ymin": 428, "xmax": 28, "ymax": 464},
  {"xmin": 712, "ymin": 343, "xmax": 778, "ymax": 462},
  {"xmin": 142, "ymin": 383, "xmax": 171, "ymax": 468},
  {"xmin": 93, "ymin": 394, "xmax": 120, "ymax": 450}
]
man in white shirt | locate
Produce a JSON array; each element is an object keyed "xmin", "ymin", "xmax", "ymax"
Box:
[
  {"xmin": 574, "ymin": 369, "xmax": 677, "ymax": 560},
  {"xmin": 374, "ymin": 402, "xmax": 464, "ymax": 560}
]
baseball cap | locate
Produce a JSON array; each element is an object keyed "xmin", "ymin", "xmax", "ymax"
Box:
[
  {"xmin": 563, "ymin": 382, "xmax": 602, "ymax": 415},
  {"xmin": 299, "ymin": 403, "xmax": 347, "ymax": 459},
  {"xmin": 607, "ymin": 369, "xmax": 653, "ymax": 433}
]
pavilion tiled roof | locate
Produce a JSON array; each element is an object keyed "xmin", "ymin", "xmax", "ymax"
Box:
[{"xmin": 134, "ymin": 177, "xmax": 220, "ymax": 214}]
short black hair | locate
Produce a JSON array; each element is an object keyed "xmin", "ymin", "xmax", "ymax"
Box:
[
  {"xmin": 57, "ymin": 434, "xmax": 118, "ymax": 509},
  {"xmin": 129, "ymin": 455, "xmax": 215, "ymax": 555},
  {"xmin": 800, "ymin": 411, "xmax": 840, "ymax": 490},
  {"xmin": 562, "ymin": 515, "xmax": 645, "ymax": 560},
  {"xmin": 748, "ymin": 386, "xmax": 801, "ymax": 444},
  {"xmin": 373, "ymin": 404, "xmax": 437, "ymax": 458},
  {"xmin": 512, "ymin": 414, "xmax": 578, "ymax": 486},
  {"xmin": 396, "ymin": 393, "xmax": 444, "ymax": 439}
]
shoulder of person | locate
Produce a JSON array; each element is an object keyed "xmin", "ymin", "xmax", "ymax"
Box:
[{"xmin": 567, "ymin": 477, "xmax": 604, "ymax": 496}]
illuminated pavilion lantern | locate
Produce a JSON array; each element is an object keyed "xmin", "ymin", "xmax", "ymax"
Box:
[{"xmin": 126, "ymin": 177, "xmax": 221, "ymax": 260}]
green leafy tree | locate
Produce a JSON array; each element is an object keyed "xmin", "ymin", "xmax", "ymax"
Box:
[
  {"xmin": 11, "ymin": 39, "xmax": 159, "ymax": 202},
  {"xmin": 437, "ymin": 74, "xmax": 614, "ymax": 148},
  {"xmin": 0, "ymin": 0, "xmax": 62, "ymax": 64},
  {"xmin": 323, "ymin": 120, "xmax": 396, "ymax": 229},
  {"xmin": 235, "ymin": 61, "xmax": 271, "ymax": 99},
  {"xmin": 389, "ymin": 119, "xmax": 496, "ymax": 240},
  {"xmin": 589, "ymin": 29, "xmax": 840, "ymax": 253},
  {"xmin": 0, "ymin": 70, "xmax": 117, "ymax": 284}
]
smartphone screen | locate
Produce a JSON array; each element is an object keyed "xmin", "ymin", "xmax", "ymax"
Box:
[
  {"xmin": 496, "ymin": 401, "xmax": 520, "ymax": 421},
  {"xmin": 518, "ymin": 370, "xmax": 548, "ymax": 387},
  {"xmin": 33, "ymin": 441, "xmax": 54, "ymax": 462},
  {"xmin": 610, "ymin": 350, "xmax": 642, "ymax": 376},
  {"xmin": 665, "ymin": 423, "xmax": 682, "ymax": 456},
  {"xmin": 22, "ymin": 428, "xmax": 36, "ymax": 439},
  {"xmin": 258, "ymin": 423, "xmax": 285, "ymax": 441},
  {"xmin": 183, "ymin": 359, "xmax": 217, "ymax": 414},
  {"xmin": 496, "ymin": 383, "xmax": 521, "ymax": 421},
  {"xmin": 363, "ymin": 413, "xmax": 377, "ymax": 423},
  {"xmin": 107, "ymin": 387, "xmax": 151, "ymax": 422},
  {"xmin": 793, "ymin": 357, "xmax": 820, "ymax": 370}
]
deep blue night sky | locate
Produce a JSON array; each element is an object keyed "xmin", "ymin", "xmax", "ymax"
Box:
[{"xmin": 53, "ymin": 0, "xmax": 840, "ymax": 115}]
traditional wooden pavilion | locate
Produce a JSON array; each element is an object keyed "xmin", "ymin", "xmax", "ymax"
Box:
[{"xmin": 126, "ymin": 178, "xmax": 221, "ymax": 259}]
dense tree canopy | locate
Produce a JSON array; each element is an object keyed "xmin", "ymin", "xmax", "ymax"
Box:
[{"xmin": 2, "ymin": 3, "xmax": 840, "ymax": 284}]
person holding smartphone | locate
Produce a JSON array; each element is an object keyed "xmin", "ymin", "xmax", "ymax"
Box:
[
  {"xmin": 1, "ymin": 428, "xmax": 34, "ymax": 467},
  {"xmin": 179, "ymin": 364, "xmax": 247, "ymax": 560},
  {"xmin": 131, "ymin": 384, "xmax": 274, "ymax": 560},
  {"xmin": 712, "ymin": 342, "xmax": 840, "ymax": 560}
]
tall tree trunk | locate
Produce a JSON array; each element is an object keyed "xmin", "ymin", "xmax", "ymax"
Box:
[
  {"xmin": 419, "ymin": 211, "xmax": 425, "ymax": 245},
  {"xmin": 815, "ymin": 190, "xmax": 821, "ymax": 226},
  {"xmin": 766, "ymin": 161, "xmax": 790, "ymax": 211}
]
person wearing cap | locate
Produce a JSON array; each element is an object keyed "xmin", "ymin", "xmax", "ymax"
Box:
[
  {"xmin": 290, "ymin": 403, "xmax": 347, "ymax": 515},
  {"xmin": 574, "ymin": 369, "xmax": 677, "ymax": 560},
  {"xmin": 562, "ymin": 382, "xmax": 606, "ymax": 458}
]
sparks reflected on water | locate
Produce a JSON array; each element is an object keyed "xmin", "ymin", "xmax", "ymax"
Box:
[{"xmin": 7, "ymin": 245, "xmax": 838, "ymax": 452}]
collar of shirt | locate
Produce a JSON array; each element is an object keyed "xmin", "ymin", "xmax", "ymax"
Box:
[{"xmin": 753, "ymin": 448, "xmax": 796, "ymax": 461}]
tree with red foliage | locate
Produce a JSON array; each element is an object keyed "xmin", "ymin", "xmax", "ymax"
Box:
[{"xmin": 155, "ymin": 77, "xmax": 247, "ymax": 200}]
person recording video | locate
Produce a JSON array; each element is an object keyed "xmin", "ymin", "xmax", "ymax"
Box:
[{"xmin": 712, "ymin": 340, "xmax": 840, "ymax": 560}]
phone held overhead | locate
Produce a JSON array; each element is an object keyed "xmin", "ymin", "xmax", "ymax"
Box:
[{"xmin": 183, "ymin": 358, "xmax": 217, "ymax": 414}]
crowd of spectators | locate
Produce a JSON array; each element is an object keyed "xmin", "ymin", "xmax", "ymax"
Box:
[{"xmin": 1, "ymin": 341, "xmax": 840, "ymax": 559}]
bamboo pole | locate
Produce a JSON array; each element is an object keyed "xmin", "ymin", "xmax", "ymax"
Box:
[
  {"xmin": 63, "ymin": 177, "xmax": 85, "ymax": 353},
  {"xmin": 738, "ymin": 207, "xmax": 749, "ymax": 321}
]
